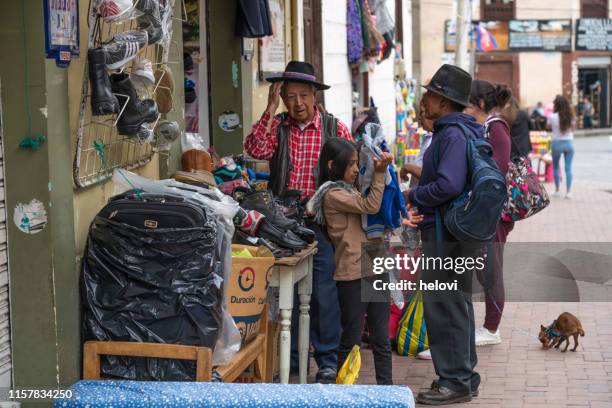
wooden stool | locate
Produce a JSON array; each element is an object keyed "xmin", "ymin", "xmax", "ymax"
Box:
[{"xmin": 83, "ymin": 305, "xmax": 269, "ymax": 383}]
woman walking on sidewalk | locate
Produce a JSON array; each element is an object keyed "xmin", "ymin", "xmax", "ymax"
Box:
[
  {"xmin": 548, "ymin": 95, "xmax": 576, "ymax": 199},
  {"xmin": 464, "ymin": 80, "xmax": 513, "ymax": 347}
]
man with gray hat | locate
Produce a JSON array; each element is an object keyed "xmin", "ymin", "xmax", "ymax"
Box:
[{"xmin": 405, "ymin": 64, "xmax": 484, "ymax": 405}]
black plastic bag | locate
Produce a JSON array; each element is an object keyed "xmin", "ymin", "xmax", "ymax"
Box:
[{"xmin": 81, "ymin": 214, "xmax": 223, "ymax": 381}]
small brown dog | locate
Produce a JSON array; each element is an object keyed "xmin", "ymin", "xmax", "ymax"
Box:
[{"xmin": 539, "ymin": 312, "xmax": 585, "ymax": 352}]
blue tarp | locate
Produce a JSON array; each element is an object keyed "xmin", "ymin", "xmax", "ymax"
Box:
[{"xmin": 55, "ymin": 380, "xmax": 415, "ymax": 408}]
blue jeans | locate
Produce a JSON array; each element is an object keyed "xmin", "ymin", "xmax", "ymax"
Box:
[
  {"xmin": 552, "ymin": 139, "xmax": 575, "ymax": 192},
  {"xmin": 290, "ymin": 222, "xmax": 341, "ymax": 371}
]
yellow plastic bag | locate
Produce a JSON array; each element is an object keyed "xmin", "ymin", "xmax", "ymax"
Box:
[
  {"xmin": 231, "ymin": 248, "xmax": 253, "ymax": 258},
  {"xmin": 396, "ymin": 291, "xmax": 429, "ymax": 357},
  {"xmin": 336, "ymin": 345, "xmax": 361, "ymax": 384}
]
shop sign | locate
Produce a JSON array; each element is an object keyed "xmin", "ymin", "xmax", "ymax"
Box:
[
  {"xmin": 445, "ymin": 20, "xmax": 509, "ymax": 52},
  {"xmin": 508, "ymin": 20, "xmax": 572, "ymax": 52},
  {"xmin": 44, "ymin": 0, "xmax": 80, "ymax": 68},
  {"xmin": 259, "ymin": 0, "xmax": 287, "ymax": 77},
  {"xmin": 575, "ymin": 19, "xmax": 612, "ymax": 51},
  {"xmin": 446, "ymin": 19, "xmax": 572, "ymax": 53}
]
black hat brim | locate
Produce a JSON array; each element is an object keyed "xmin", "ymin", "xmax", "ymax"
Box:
[
  {"xmin": 267, "ymin": 76, "xmax": 331, "ymax": 91},
  {"xmin": 421, "ymin": 84, "xmax": 468, "ymax": 107}
]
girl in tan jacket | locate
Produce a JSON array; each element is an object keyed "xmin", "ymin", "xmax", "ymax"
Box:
[{"xmin": 307, "ymin": 138, "xmax": 421, "ymax": 385}]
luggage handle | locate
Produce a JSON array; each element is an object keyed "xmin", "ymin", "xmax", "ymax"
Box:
[{"xmin": 112, "ymin": 190, "xmax": 186, "ymax": 204}]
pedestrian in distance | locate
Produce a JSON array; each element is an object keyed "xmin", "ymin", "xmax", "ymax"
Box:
[
  {"xmin": 582, "ymin": 95, "xmax": 593, "ymax": 130},
  {"xmin": 502, "ymin": 97, "xmax": 533, "ymax": 159},
  {"xmin": 547, "ymin": 95, "xmax": 576, "ymax": 199},
  {"xmin": 530, "ymin": 101, "xmax": 547, "ymax": 130}
]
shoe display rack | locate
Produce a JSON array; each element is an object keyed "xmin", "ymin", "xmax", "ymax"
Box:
[{"xmin": 73, "ymin": 0, "xmax": 181, "ymax": 188}]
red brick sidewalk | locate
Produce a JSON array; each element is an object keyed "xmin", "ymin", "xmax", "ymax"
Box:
[{"xmin": 301, "ymin": 181, "xmax": 612, "ymax": 407}]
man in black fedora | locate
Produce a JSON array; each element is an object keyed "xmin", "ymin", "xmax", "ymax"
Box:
[
  {"xmin": 245, "ymin": 61, "xmax": 353, "ymax": 383},
  {"xmin": 404, "ymin": 64, "xmax": 484, "ymax": 405}
]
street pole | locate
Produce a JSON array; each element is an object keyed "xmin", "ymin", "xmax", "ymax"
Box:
[{"xmin": 454, "ymin": 0, "xmax": 470, "ymax": 72}]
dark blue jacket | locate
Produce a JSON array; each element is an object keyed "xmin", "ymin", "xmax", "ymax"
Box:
[{"xmin": 407, "ymin": 112, "xmax": 484, "ymax": 230}]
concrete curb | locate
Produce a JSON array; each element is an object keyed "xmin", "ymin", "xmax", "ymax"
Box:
[{"xmin": 574, "ymin": 128, "xmax": 612, "ymax": 138}]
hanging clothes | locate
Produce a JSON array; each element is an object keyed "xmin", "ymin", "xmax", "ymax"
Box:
[
  {"xmin": 235, "ymin": 0, "xmax": 273, "ymax": 38},
  {"xmin": 361, "ymin": 0, "xmax": 385, "ymax": 56},
  {"xmin": 358, "ymin": 123, "xmax": 408, "ymax": 239},
  {"xmin": 347, "ymin": 0, "xmax": 364, "ymax": 66},
  {"xmin": 369, "ymin": 0, "xmax": 394, "ymax": 35}
]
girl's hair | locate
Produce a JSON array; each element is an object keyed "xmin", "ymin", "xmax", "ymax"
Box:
[
  {"xmin": 318, "ymin": 138, "xmax": 357, "ymax": 186},
  {"xmin": 553, "ymin": 94, "xmax": 574, "ymax": 134},
  {"xmin": 501, "ymin": 97, "xmax": 520, "ymax": 126},
  {"xmin": 469, "ymin": 80, "xmax": 512, "ymax": 113}
]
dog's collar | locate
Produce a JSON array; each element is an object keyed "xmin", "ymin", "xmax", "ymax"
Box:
[{"xmin": 546, "ymin": 320, "xmax": 560, "ymax": 338}]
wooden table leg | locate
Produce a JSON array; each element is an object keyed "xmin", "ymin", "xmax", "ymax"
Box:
[
  {"xmin": 278, "ymin": 265, "xmax": 295, "ymax": 384},
  {"xmin": 297, "ymin": 256, "xmax": 313, "ymax": 384}
]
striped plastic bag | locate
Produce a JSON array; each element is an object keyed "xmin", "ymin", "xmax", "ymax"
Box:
[
  {"xmin": 336, "ymin": 345, "xmax": 361, "ymax": 384},
  {"xmin": 396, "ymin": 291, "xmax": 429, "ymax": 357}
]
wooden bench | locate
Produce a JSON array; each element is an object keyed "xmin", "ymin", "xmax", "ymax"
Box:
[{"xmin": 83, "ymin": 304, "xmax": 269, "ymax": 383}]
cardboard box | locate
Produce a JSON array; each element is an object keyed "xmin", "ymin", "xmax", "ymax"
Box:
[
  {"xmin": 244, "ymin": 157, "xmax": 270, "ymax": 174},
  {"xmin": 229, "ymin": 245, "xmax": 275, "ymax": 346}
]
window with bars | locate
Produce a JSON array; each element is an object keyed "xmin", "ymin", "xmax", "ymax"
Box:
[
  {"xmin": 581, "ymin": 0, "xmax": 609, "ymax": 18},
  {"xmin": 481, "ymin": 0, "xmax": 515, "ymax": 21}
]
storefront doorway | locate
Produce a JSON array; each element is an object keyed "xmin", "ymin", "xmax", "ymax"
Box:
[
  {"xmin": 183, "ymin": 0, "xmax": 211, "ymax": 147},
  {"xmin": 303, "ymin": 0, "xmax": 324, "ymax": 107},
  {"xmin": 578, "ymin": 65, "xmax": 610, "ymax": 128}
]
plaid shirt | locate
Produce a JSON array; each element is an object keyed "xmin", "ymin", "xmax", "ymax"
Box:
[{"xmin": 244, "ymin": 108, "xmax": 353, "ymax": 197}]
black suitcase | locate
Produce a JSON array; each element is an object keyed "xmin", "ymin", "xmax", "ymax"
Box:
[
  {"xmin": 83, "ymin": 189, "xmax": 223, "ymax": 380},
  {"xmin": 97, "ymin": 190, "xmax": 207, "ymax": 229}
]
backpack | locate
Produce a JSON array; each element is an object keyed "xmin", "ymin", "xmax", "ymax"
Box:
[
  {"xmin": 484, "ymin": 116, "xmax": 550, "ymax": 222},
  {"xmin": 434, "ymin": 123, "xmax": 507, "ymax": 242}
]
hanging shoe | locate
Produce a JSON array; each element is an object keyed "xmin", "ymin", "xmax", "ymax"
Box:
[
  {"xmin": 133, "ymin": 59, "xmax": 155, "ymax": 85},
  {"xmin": 88, "ymin": 48, "xmax": 120, "ymax": 115},
  {"xmin": 110, "ymin": 73, "xmax": 159, "ymax": 136},
  {"xmin": 135, "ymin": 122, "xmax": 155, "ymax": 143},
  {"xmin": 101, "ymin": 30, "xmax": 148, "ymax": 70},
  {"xmin": 154, "ymin": 67, "xmax": 174, "ymax": 114},
  {"xmin": 153, "ymin": 120, "xmax": 180, "ymax": 148},
  {"xmin": 136, "ymin": 0, "xmax": 163, "ymax": 44},
  {"xmin": 96, "ymin": 0, "xmax": 134, "ymax": 21}
]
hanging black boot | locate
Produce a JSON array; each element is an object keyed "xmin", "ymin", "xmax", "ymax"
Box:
[
  {"xmin": 88, "ymin": 48, "xmax": 120, "ymax": 116},
  {"xmin": 110, "ymin": 73, "xmax": 159, "ymax": 136}
]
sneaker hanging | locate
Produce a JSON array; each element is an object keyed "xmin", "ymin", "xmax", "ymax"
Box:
[
  {"xmin": 136, "ymin": 0, "xmax": 163, "ymax": 44},
  {"xmin": 133, "ymin": 59, "xmax": 156, "ymax": 84},
  {"xmin": 136, "ymin": 122, "xmax": 155, "ymax": 143},
  {"xmin": 101, "ymin": 30, "xmax": 149, "ymax": 70},
  {"xmin": 95, "ymin": 0, "xmax": 134, "ymax": 22}
]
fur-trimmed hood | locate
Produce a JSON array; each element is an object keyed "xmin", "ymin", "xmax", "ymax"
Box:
[{"xmin": 305, "ymin": 180, "xmax": 355, "ymax": 225}]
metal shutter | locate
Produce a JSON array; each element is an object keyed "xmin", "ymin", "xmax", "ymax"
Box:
[{"xmin": 0, "ymin": 88, "xmax": 10, "ymax": 388}]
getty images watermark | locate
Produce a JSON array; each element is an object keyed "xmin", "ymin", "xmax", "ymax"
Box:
[{"xmin": 370, "ymin": 252, "xmax": 487, "ymax": 292}]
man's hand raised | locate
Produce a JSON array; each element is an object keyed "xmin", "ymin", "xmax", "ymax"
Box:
[{"xmin": 266, "ymin": 82, "xmax": 282, "ymax": 116}]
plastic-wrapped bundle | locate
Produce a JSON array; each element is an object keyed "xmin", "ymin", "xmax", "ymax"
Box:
[
  {"xmin": 112, "ymin": 169, "xmax": 242, "ymax": 366},
  {"xmin": 81, "ymin": 192, "xmax": 223, "ymax": 381}
]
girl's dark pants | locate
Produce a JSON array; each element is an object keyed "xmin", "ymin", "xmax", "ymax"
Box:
[{"xmin": 336, "ymin": 278, "xmax": 393, "ymax": 385}]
